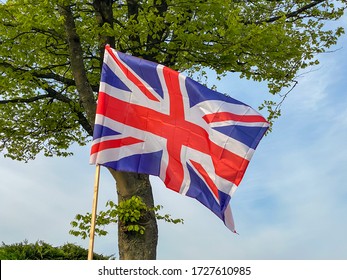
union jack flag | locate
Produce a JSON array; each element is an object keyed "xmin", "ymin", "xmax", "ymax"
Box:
[{"xmin": 90, "ymin": 45, "xmax": 269, "ymax": 232}]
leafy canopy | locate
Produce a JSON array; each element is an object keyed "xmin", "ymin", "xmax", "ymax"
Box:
[{"xmin": 1, "ymin": 0, "xmax": 346, "ymax": 161}]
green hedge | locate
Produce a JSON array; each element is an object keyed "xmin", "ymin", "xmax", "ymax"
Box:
[{"xmin": 0, "ymin": 240, "xmax": 112, "ymax": 260}]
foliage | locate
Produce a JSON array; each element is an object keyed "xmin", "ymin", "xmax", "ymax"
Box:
[
  {"xmin": 0, "ymin": 240, "xmax": 111, "ymax": 260},
  {"xmin": 1, "ymin": 0, "xmax": 346, "ymax": 160},
  {"xmin": 70, "ymin": 196, "xmax": 184, "ymax": 239}
]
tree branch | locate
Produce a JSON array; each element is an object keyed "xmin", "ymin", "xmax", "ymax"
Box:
[
  {"xmin": 59, "ymin": 3, "xmax": 97, "ymax": 128},
  {"xmin": 33, "ymin": 72, "xmax": 75, "ymax": 87},
  {"xmin": 0, "ymin": 94, "xmax": 54, "ymax": 104},
  {"xmin": 269, "ymin": 0, "xmax": 325, "ymax": 23},
  {"xmin": 247, "ymin": 0, "xmax": 326, "ymax": 24},
  {"xmin": 45, "ymin": 87, "xmax": 94, "ymax": 136},
  {"xmin": 126, "ymin": 0, "xmax": 142, "ymax": 57},
  {"xmin": 0, "ymin": 85, "xmax": 94, "ymax": 136},
  {"xmin": 93, "ymin": 0, "xmax": 116, "ymax": 64},
  {"xmin": 143, "ymin": 0, "xmax": 169, "ymax": 62},
  {"xmin": 0, "ymin": 61, "xmax": 76, "ymax": 87}
]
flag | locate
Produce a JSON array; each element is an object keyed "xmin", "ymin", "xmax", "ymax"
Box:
[{"xmin": 90, "ymin": 45, "xmax": 269, "ymax": 232}]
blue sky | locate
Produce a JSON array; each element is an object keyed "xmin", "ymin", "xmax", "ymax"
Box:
[{"xmin": 1, "ymin": 16, "xmax": 347, "ymax": 260}]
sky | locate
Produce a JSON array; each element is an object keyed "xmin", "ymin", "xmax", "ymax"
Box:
[{"xmin": 1, "ymin": 16, "xmax": 347, "ymax": 260}]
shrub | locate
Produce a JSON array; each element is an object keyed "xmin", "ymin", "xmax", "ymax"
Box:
[{"xmin": 0, "ymin": 240, "xmax": 111, "ymax": 260}]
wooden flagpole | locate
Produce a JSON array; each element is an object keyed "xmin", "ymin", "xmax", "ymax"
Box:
[{"xmin": 88, "ymin": 164, "xmax": 101, "ymax": 260}]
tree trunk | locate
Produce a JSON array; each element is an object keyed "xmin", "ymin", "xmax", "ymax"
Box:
[
  {"xmin": 109, "ymin": 170, "xmax": 158, "ymax": 260},
  {"xmin": 92, "ymin": 0, "xmax": 159, "ymax": 259},
  {"xmin": 60, "ymin": 2, "xmax": 158, "ymax": 260}
]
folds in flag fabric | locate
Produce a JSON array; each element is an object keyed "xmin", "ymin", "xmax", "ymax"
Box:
[{"xmin": 90, "ymin": 45, "xmax": 269, "ymax": 232}]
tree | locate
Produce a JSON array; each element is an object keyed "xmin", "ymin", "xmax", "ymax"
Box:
[{"xmin": 0, "ymin": 0, "xmax": 346, "ymax": 259}]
